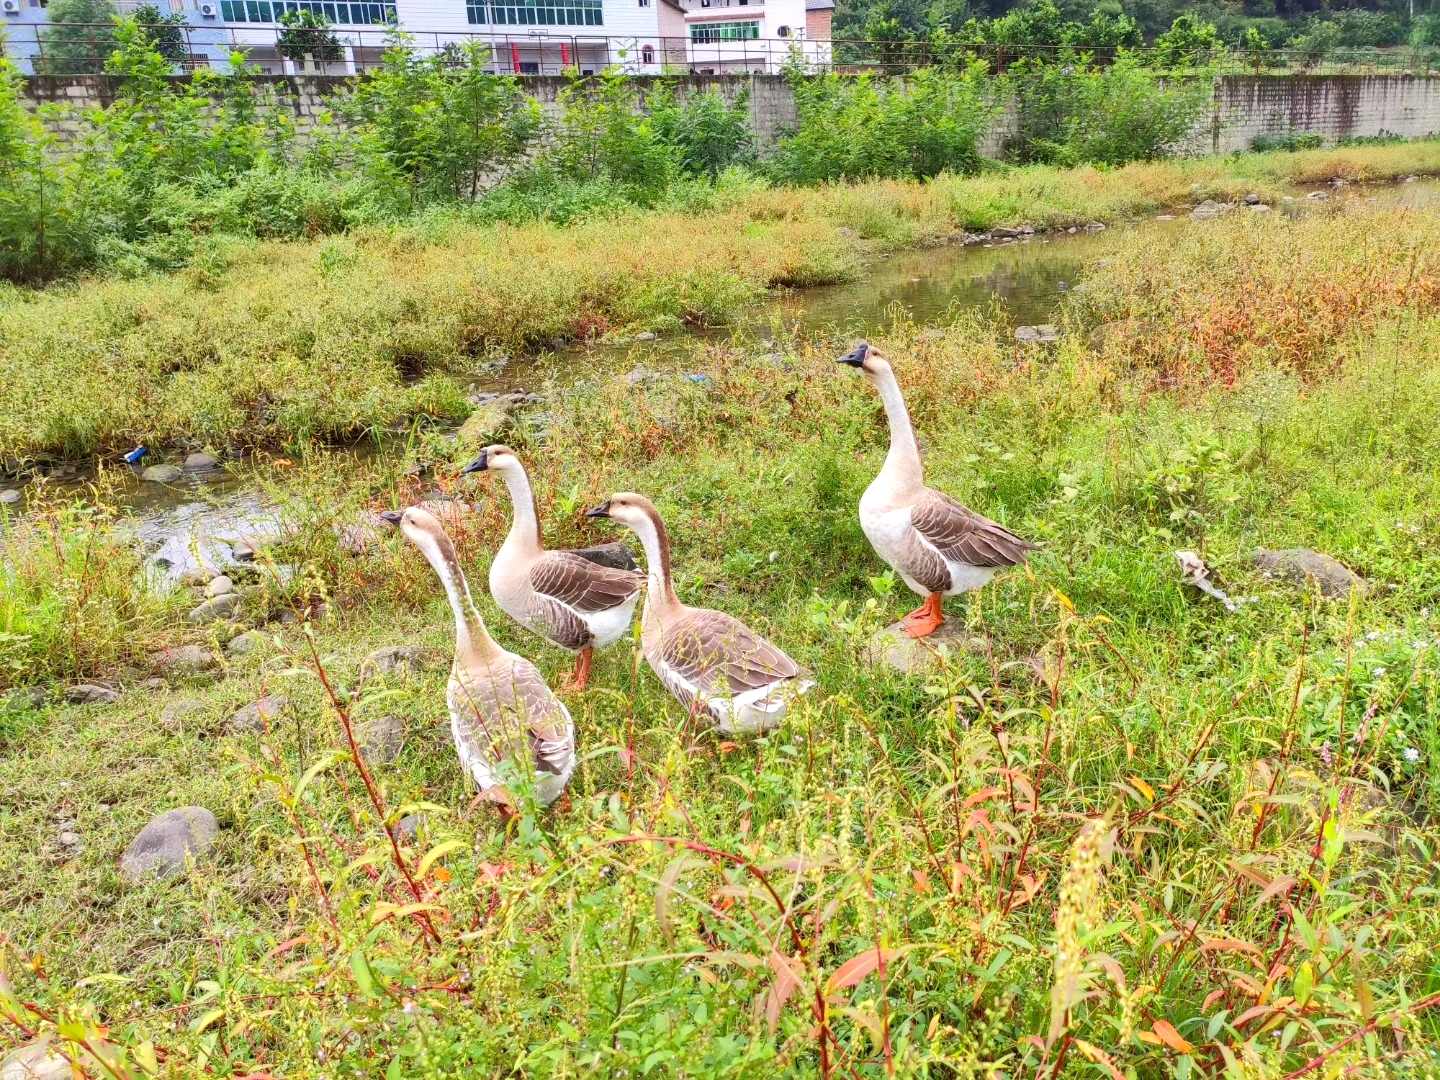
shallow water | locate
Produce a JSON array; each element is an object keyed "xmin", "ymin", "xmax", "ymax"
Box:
[{"xmin": 4, "ymin": 178, "xmax": 1436, "ymax": 562}]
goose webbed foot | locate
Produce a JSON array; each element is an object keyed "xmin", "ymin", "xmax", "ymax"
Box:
[
  {"xmin": 558, "ymin": 645, "xmax": 593, "ymax": 693},
  {"xmin": 901, "ymin": 593, "xmax": 945, "ymax": 639}
]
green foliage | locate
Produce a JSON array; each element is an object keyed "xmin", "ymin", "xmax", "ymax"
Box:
[
  {"xmin": 1250, "ymin": 130, "xmax": 1323, "ymax": 152},
  {"xmin": 648, "ymin": 85, "xmax": 753, "ymax": 182},
  {"xmin": 1242, "ymin": 25, "xmax": 1272, "ymax": 69},
  {"xmin": 770, "ymin": 64, "xmax": 997, "ymax": 183},
  {"xmin": 131, "ymin": 1, "xmax": 188, "ymax": 65},
  {"xmin": 1288, "ymin": 18, "xmax": 1341, "ymax": 66},
  {"xmin": 276, "ymin": 9, "xmax": 343, "ymax": 65},
  {"xmin": 35, "ymin": 0, "xmax": 117, "ymax": 76},
  {"xmin": 1151, "ymin": 12, "xmax": 1224, "ymax": 68},
  {"xmin": 548, "ymin": 69, "xmax": 677, "ymax": 201}
]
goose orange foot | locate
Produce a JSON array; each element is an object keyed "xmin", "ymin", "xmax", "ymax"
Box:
[
  {"xmin": 901, "ymin": 593, "xmax": 945, "ymax": 639},
  {"xmin": 559, "ymin": 646, "xmax": 593, "ymax": 693}
]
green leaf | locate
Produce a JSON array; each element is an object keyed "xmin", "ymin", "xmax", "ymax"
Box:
[
  {"xmin": 350, "ymin": 947, "xmax": 379, "ymax": 998},
  {"xmin": 1293, "ymin": 960, "xmax": 1314, "ymax": 1006},
  {"xmin": 416, "ymin": 838, "xmax": 467, "ymax": 878}
]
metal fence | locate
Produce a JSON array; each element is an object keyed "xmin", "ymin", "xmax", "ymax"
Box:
[{"xmin": 3, "ymin": 21, "xmax": 1437, "ymax": 78}]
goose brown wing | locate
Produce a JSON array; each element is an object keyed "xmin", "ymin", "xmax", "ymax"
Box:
[
  {"xmin": 530, "ymin": 551, "xmax": 642, "ymax": 613},
  {"xmin": 450, "ymin": 658, "xmax": 572, "ymax": 776},
  {"xmin": 660, "ymin": 609, "xmax": 801, "ymax": 697},
  {"xmin": 911, "ymin": 489, "xmax": 1035, "ymax": 568}
]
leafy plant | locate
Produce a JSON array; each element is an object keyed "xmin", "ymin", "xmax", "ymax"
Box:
[
  {"xmin": 1151, "ymin": 13, "xmax": 1223, "ymax": 70},
  {"xmin": 549, "ymin": 69, "xmax": 676, "ymax": 200},
  {"xmin": 276, "ymin": 9, "xmax": 344, "ymax": 66},
  {"xmin": 648, "ymin": 85, "xmax": 752, "ymax": 182},
  {"xmin": 131, "ymin": 1, "xmax": 188, "ymax": 65},
  {"xmin": 34, "ymin": 0, "xmax": 118, "ymax": 76}
]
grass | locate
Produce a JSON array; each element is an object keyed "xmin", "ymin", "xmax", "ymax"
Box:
[
  {"xmin": 2, "ymin": 140, "xmax": 1440, "ymax": 466},
  {"xmin": 2, "ymin": 201, "xmax": 1439, "ymax": 1075}
]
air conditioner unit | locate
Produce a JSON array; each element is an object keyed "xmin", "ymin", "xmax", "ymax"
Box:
[
  {"xmin": 199, "ymin": 2, "xmax": 218, "ymax": 16},
  {"xmin": 0, "ymin": 0, "xmax": 21, "ymax": 16}
]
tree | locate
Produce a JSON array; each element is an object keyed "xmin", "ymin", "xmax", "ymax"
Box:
[
  {"xmin": 649, "ymin": 86, "xmax": 752, "ymax": 182},
  {"xmin": 36, "ymin": 0, "xmax": 119, "ymax": 76},
  {"xmin": 277, "ymin": 10, "xmax": 344, "ymax": 67},
  {"xmin": 1242, "ymin": 25, "xmax": 1272, "ymax": 70},
  {"xmin": 1151, "ymin": 13, "xmax": 1223, "ymax": 69},
  {"xmin": 132, "ymin": 3, "xmax": 189, "ymax": 66}
]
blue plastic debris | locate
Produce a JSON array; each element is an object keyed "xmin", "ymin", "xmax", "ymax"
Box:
[
  {"xmin": 683, "ymin": 374, "xmax": 712, "ymax": 385},
  {"xmin": 123, "ymin": 446, "xmax": 148, "ymax": 464}
]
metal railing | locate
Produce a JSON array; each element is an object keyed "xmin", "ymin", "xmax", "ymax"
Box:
[{"xmin": 3, "ymin": 22, "xmax": 1438, "ymax": 78}]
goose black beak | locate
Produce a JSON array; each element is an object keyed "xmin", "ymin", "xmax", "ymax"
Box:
[
  {"xmin": 837, "ymin": 341, "xmax": 870, "ymax": 368},
  {"xmin": 380, "ymin": 510, "xmax": 404, "ymax": 526},
  {"xmin": 460, "ymin": 450, "xmax": 489, "ymax": 475},
  {"xmin": 584, "ymin": 501, "xmax": 612, "ymax": 519}
]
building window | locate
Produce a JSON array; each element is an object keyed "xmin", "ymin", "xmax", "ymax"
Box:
[
  {"xmin": 689, "ymin": 19, "xmax": 759, "ymax": 42},
  {"xmin": 638, "ymin": 0, "xmax": 648, "ymax": 5},
  {"xmin": 465, "ymin": 1, "xmax": 484, "ymax": 21},
  {"xmin": 487, "ymin": 0, "xmax": 603, "ymax": 26},
  {"xmin": 641, "ymin": 43, "xmax": 654, "ymax": 63},
  {"xmin": 219, "ymin": 0, "xmax": 396, "ymax": 23}
]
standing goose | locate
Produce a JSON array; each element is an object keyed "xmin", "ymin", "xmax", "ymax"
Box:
[
  {"xmin": 586, "ymin": 493, "xmax": 814, "ymax": 734},
  {"xmin": 838, "ymin": 341, "xmax": 1035, "ymax": 639},
  {"xmin": 384, "ymin": 506, "xmax": 575, "ymax": 809},
  {"xmin": 462, "ymin": 445, "xmax": 643, "ymax": 691}
]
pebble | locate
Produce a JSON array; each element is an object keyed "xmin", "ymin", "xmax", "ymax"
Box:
[
  {"xmin": 360, "ymin": 715, "xmax": 406, "ymax": 765},
  {"xmin": 634, "ymin": 331, "xmax": 658, "ymax": 342},
  {"xmin": 184, "ymin": 452, "xmax": 220, "ymax": 470},
  {"xmin": 1014, "ymin": 324, "xmax": 1060, "ymax": 344},
  {"xmin": 0, "ymin": 489, "xmax": 19, "ymax": 506},
  {"xmin": 229, "ymin": 694, "xmax": 288, "ymax": 734},
  {"xmin": 363, "ymin": 645, "xmax": 433, "ymax": 676},
  {"xmin": 205, "ymin": 575, "xmax": 235, "ymax": 598},
  {"xmin": 395, "ymin": 813, "xmax": 426, "ymax": 843},
  {"xmin": 120, "ymin": 806, "xmax": 219, "ymax": 882},
  {"xmin": 863, "ymin": 620, "xmax": 989, "ymax": 676},
  {"xmin": 188, "ymin": 593, "xmax": 241, "ymax": 625},
  {"xmin": 140, "ymin": 464, "xmax": 183, "ymax": 483},
  {"xmin": 1, "ymin": 1043, "xmax": 73, "ymax": 1080},
  {"xmin": 65, "ymin": 684, "xmax": 119, "ymax": 705},
  {"xmin": 153, "ymin": 644, "xmax": 218, "ymax": 677},
  {"xmin": 226, "ymin": 630, "xmax": 267, "ymax": 657}
]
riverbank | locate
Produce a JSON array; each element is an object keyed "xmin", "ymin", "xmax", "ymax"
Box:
[
  {"xmin": 2, "ymin": 139, "xmax": 1439, "ymax": 466},
  {"xmin": 2, "ymin": 200, "xmax": 1438, "ymax": 1074}
]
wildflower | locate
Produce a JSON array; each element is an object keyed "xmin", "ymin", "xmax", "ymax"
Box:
[
  {"xmin": 1403, "ymin": 747, "xmax": 1420, "ymax": 764},
  {"xmin": 1318, "ymin": 741, "xmax": 1333, "ymax": 767},
  {"xmin": 1049, "ymin": 817, "xmax": 1110, "ymax": 1046},
  {"xmin": 1372, "ymin": 666, "xmax": 1387, "ymax": 677}
]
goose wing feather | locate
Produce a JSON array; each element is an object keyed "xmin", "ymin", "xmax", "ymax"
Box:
[
  {"xmin": 449, "ymin": 655, "xmax": 573, "ymax": 779},
  {"xmin": 530, "ymin": 551, "xmax": 643, "ymax": 613},
  {"xmin": 910, "ymin": 488, "xmax": 1035, "ymax": 568},
  {"xmin": 659, "ymin": 608, "xmax": 801, "ymax": 697}
]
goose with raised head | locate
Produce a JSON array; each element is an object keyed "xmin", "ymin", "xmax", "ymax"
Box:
[
  {"xmin": 585, "ymin": 493, "xmax": 814, "ymax": 734},
  {"xmin": 384, "ymin": 506, "xmax": 575, "ymax": 809},
  {"xmin": 461, "ymin": 445, "xmax": 643, "ymax": 691},
  {"xmin": 838, "ymin": 341, "xmax": 1035, "ymax": 638}
]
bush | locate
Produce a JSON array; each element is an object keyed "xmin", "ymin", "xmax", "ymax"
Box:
[
  {"xmin": 276, "ymin": 10, "xmax": 343, "ymax": 66},
  {"xmin": 1151, "ymin": 14, "xmax": 1223, "ymax": 69},
  {"xmin": 1250, "ymin": 131, "xmax": 1323, "ymax": 153},
  {"xmin": 648, "ymin": 85, "xmax": 753, "ymax": 182},
  {"xmin": 770, "ymin": 64, "xmax": 996, "ymax": 183},
  {"xmin": 547, "ymin": 70, "xmax": 677, "ymax": 201}
]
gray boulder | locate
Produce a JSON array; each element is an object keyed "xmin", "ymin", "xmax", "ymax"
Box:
[
  {"xmin": 153, "ymin": 645, "xmax": 218, "ymax": 677},
  {"xmin": 205, "ymin": 575, "xmax": 235, "ymax": 598},
  {"xmin": 229, "ymin": 694, "xmax": 288, "ymax": 734},
  {"xmin": 1015, "ymin": 324, "xmax": 1060, "ymax": 344},
  {"xmin": 226, "ymin": 630, "xmax": 267, "ymax": 658},
  {"xmin": 120, "ymin": 806, "xmax": 219, "ymax": 882},
  {"xmin": 184, "ymin": 452, "xmax": 220, "ymax": 471},
  {"xmin": 1191, "ymin": 199, "xmax": 1232, "ymax": 220},
  {"xmin": 160, "ymin": 698, "xmax": 206, "ymax": 732},
  {"xmin": 1, "ymin": 1042, "xmax": 73, "ymax": 1080},
  {"xmin": 2, "ymin": 687, "xmax": 47, "ymax": 713},
  {"xmin": 1253, "ymin": 548, "xmax": 1366, "ymax": 599},
  {"xmin": 360, "ymin": 715, "xmax": 405, "ymax": 765},
  {"xmin": 395, "ymin": 813, "xmax": 426, "ymax": 843},
  {"xmin": 863, "ymin": 620, "xmax": 989, "ymax": 676},
  {"xmin": 141, "ymin": 464, "xmax": 183, "ymax": 483},
  {"xmin": 362, "ymin": 645, "xmax": 435, "ymax": 676},
  {"xmin": 65, "ymin": 683, "xmax": 119, "ymax": 705},
  {"xmin": 188, "ymin": 593, "xmax": 241, "ymax": 625},
  {"xmin": 0, "ymin": 489, "xmax": 19, "ymax": 506}
]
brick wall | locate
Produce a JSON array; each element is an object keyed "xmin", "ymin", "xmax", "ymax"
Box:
[{"xmin": 19, "ymin": 72, "xmax": 1440, "ymax": 156}]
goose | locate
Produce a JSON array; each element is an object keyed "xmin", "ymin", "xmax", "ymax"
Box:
[
  {"xmin": 585, "ymin": 493, "xmax": 814, "ymax": 734},
  {"xmin": 461, "ymin": 445, "xmax": 643, "ymax": 691},
  {"xmin": 384, "ymin": 505, "xmax": 575, "ymax": 809},
  {"xmin": 838, "ymin": 341, "xmax": 1035, "ymax": 639}
]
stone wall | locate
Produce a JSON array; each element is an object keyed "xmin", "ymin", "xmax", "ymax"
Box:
[{"xmin": 19, "ymin": 71, "xmax": 1440, "ymax": 156}]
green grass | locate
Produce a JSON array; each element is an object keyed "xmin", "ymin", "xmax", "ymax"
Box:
[
  {"xmin": 2, "ymin": 201, "xmax": 1440, "ymax": 1075},
  {"xmin": 2, "ymin": 140, "xmax": 1440, "ymax": 467}
]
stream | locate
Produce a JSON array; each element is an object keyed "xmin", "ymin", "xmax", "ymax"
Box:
[{"xmin": 3, "ymin": 179, "xmax": 1436, "ymax": 586}]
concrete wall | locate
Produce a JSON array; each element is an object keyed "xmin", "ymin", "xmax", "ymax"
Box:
[{"xmin": 18, "ymin": 71, "xmax": 1440, "ymax": 156}]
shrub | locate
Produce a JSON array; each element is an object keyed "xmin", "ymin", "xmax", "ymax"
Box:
[
  {"xmin": 1250, "ymin": 131, "xmax": 1323, "ymax": 153},
  {"xmin": 34, "ymin": 0, "xmax": 117, "ymax": 76},
  {"xmin": 648, "ymin": 85, "xmax": 753, "ymax": 182},
  {"xmin": 1151, "ymin": 13, "xmax": 1223, "ymax": 70},
  {"xmin": 548, "ymin": 69, "xmax": 677, "ymax": 201},
  {"xmin": 770, "ymin": 64, "xmax": 996, "ymax": 183},
  {"xmin": 276, "ymin": 9, "xmax": 343, "ymax": 66}
]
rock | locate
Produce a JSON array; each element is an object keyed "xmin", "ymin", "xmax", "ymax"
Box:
[
  {"xmin": 140, "ymin": 464, "xmax": 183, "ymax": 483},
  {"xmin": 455, "ymin": 402, "xmax": 513, "ymax": 450},
  {"xmin": 65, "ymin": 683, "xmax": 119, "ymax": 705},
  {"xmin": 1330, "ymin": 177, "xmax": 1347, "ymax": 188},
  {"xmin": 1191, "ymin": 199, "xmax": 1232, "ymax": 220},
  {"xmin": 2, "ymin": 687, "xmax": 47, "ymax": 712},
  {"xmin": 1249, "ymin": 203, "xmax": 1272, "ymax": 213},
  {"xmin": 990, "ymin": 226, "xmax": 1024, "ymax": 238},
  {"xmin": 160, "ymin": 698, "xmax": 205, "ymax": 732},
  {"xmin": 837, "ymin": 226, "xmax": 857, "ymax": 239},
  {"xmin": 360, "ymin": 715, "xmax": 405, "ymax": 765},
  {"xmin": 1306, "ymin": 190, "xmax": 1330, "ymax": 201},
  {"xmin": 1084, "ymin": 221, "xmax": 1105, "ymax": 231},
  {"xmin": 362, "ymin": 645, "xmax": 434, "ymax": 676},
  {"xmin": 138, "ymin": 678, "xmax": 167, "ymax": 692},
  {"xmin": 229, "ymin": 694, "xmax": 288, "ymax": 735},
  {"xmin": 568, "ymin": 541, "xmax": 639, "ymax": 572},
  {"xmin": 626, "ymin": 365, "xmax": 658, "ymax": 387},
  {"xmin": 120, "ymin": 806, "xmax": 219, "ymax": 882},
  {"xmin": 1, "ymin": 1042, "xmax": 73, "ymax": 1080},
  {"xmin": 395, "ymin": 813, "xmax": 426, "ymax": 843},
  {"xmin": 153, "ymin": 645, "xmax": 218, "ymax": 677},
  {"xmin": 205, "ymin": 575, "xmax": 235, "ymax": 598},
  {"xmin": 57, "ymin": 829, "xmax": 81, "ymax": 848},
  {"xmin": 1402, "ymin": 174, "xmax": 1418, "ymax": 183},
  {"xmin": 0, "ymin": 489, "xmax": 19, "ymax": 506},
  {"xmin": 188, "ymin": 593, "xmax": 241, "ymax": 625},
  {"xmin": 1244, "ymin": 192, "xmax": 1262, "ymax": 205},
  {"xmin": 226, "ymin": 630, "xmax": 267, "ymax": 657},
  {"xmin": 184, "ymin": 452, "xmax": 219, "ymax": 471},
  {"xmin": 634, "ymin": 331, "xmax": 658, "ymax": 342},
  {"xmin": 1253, "ymin": 549, "xmax": 1366, "ymax": 600},
  {"xmin": 863, "ymin": 620, "xmax": 989, "ymax": 675},
  {"xmin": 1014, "ymin": 324, "xmax": 1060, "ymax": 344}
]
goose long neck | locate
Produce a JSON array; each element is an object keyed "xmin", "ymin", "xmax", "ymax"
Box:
[
  {"xmin": 499, "ymin": 463, "xmax": 542, "ymax": 554},
  {"xmin": 416, "ymin": 528, "xmax": 500, "ymax": 663},
  {"xmin": 631, "ymin": 509, "xmax": 680, "ymax": 611},
  {"xmin": 874, "ymin": 368, "xmax": 923, "ymax": 490}
]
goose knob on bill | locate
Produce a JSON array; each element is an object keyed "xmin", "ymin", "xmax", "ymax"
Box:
[
  {"xmin": 461, "ymin": 445, "xmax": 643, "ymax": 692},
  {"xmin": 837, "ymin": 341, "xmax": 1035, "ymax": 639},
  {"xmin": 585, "ymin": 493, "xmax": 814, "ymax": 734},
  {"xmin": 383, "ymin": 506, "xmax": 575, "ymax": 811}
]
